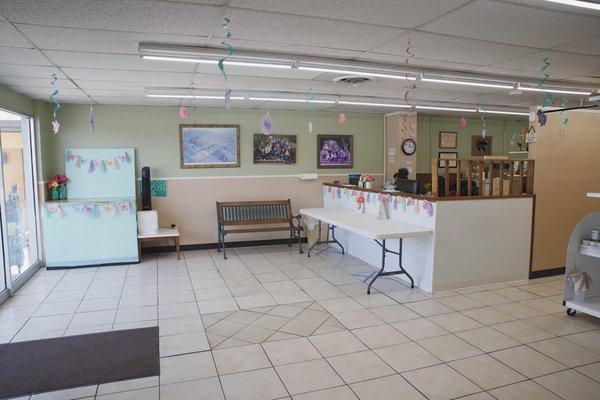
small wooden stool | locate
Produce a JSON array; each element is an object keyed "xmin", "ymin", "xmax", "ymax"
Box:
[{"xmin": 138, "ymin": 227, "xmax": 181, "ymax": 260}]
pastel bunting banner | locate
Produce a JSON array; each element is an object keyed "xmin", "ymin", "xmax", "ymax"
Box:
[
  {"xmin": 66, "ymin": 150, "xmax": 130, "ymax": 173},
  {"xmin": 44, "ymin": 201, "xmax": 132, "ymax": 218},
  {"xmin": 45, "ymin": 203, "xmax": 63, "ymax": 217}
]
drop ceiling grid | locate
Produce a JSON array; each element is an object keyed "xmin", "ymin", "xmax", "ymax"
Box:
[{"xmin": 0, "ymin": 0, "xmax": 596, "ymax": 107}]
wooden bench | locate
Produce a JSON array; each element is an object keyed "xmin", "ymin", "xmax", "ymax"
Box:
[{"xmin": 216, "ymin": 199, "xmax": 303, "ymax": 259}]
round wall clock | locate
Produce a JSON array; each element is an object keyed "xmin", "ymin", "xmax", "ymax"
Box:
[{"xmin": 401, "ymin": 138, "xmax": 416, "ymax": 155}]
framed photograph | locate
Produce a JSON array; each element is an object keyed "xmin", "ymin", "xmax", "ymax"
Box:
[
  {"xmin": 253, "ymin": 134, "xmax": 297, "ymax": 164},
  {"xmin": 438, "ymin": 152, "xmax": 458, "ymax": 168},
  {"xmin": 439, "ymin": 131, "xmax": 457, "ymax": 149},
  {"xmin": 471, "ymin": 135, "xmax": 492, "ymax": 156},
  {"xmin": 179, "ymin": 124, "xmax": 240, "ymax": 168},
  {"xmin": 317, "ymin": 135, "xmax": 353, "ymax": 169}
]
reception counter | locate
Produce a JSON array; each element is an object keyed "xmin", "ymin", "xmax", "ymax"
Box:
[{"xmin": 320, "ymin": 183, "xmax": 534, "ymax": 292}]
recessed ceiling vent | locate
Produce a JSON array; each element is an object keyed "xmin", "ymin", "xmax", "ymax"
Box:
[{"xmin": 333, "ymin": 75, "xmax": 375, "ymax": 86}]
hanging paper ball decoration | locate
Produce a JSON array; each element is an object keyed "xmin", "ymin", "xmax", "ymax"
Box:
[
  {"xmin": 88, "ymin": 106, "xmax": 95, "ymax": 134},
  {"xmin": 179, "ymin": 106, "xmax": 189, "ymax": 119},
  {"xmin": 338, "ymin": 112, "xmax": 346, "ymax": 124},
  {"xmin": 458, "ymin": 116, "xmax": 467, "ymax": 127},
  {"xmin": 261, "ymin": 112, "xmax": 273, "ymax": 135},
  {"xmin": 481, "ymin": 128, "xmax": 486, "ymax": 138},
  {"xmin": 308, "ymin": 120, "xmax": 314, "ymax": 133},
  {"xmin": 536, "ymin": 109, "xmax": 547, "ymax": 126},
  {"xmin": 51, "ymin": 119, "xmax": 60, "ymax": 134}
]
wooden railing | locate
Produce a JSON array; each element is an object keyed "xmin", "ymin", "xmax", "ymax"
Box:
[{"xmin": 431, "ymin": 158, "xmax": 535, "ymax": 198}]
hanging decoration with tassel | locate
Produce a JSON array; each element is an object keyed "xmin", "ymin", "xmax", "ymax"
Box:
[
  {"xmin": 218, "ymin": 17, "xmax": 235, "ymax": 110},
  {"xmin": 261, "ymin": 112, "xmax": 273, "ymax": 135},
  {"xmin": 88, "ymin": 105, "xmax": 95, "ymax": 134},
  {"xmin": 480, "ymin": 100, "xmax": 487, "ymax": 137},
  {"xmin": 307, "ymin": 88, "xmax": 315, "ymax": 133},
  {"xmin": 50, "ymin": 73, "xmax": 61, "ymax": 134},
  {"xmin": 559, "ymin": 96, "xmax": 569, "ymax": 138},
  {"xmin": 179, "ymin": 105, "xmax": 190, "ymax": 119},
  {"xmin": 402, "ymin": 37, "xmax": 416, "ymax": 140}
]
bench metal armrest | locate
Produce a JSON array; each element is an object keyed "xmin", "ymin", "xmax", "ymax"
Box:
[{"xmin": 291, "ymin": 214, "xmax": 303, "ymax": 228}]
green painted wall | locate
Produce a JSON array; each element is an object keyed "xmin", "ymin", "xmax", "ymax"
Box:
[
  {"xmin": 0, "ymin": 84, "xmax": 34, "ymax": 117},
  {"xmin": 416, "ymin": 115, "xmax": 528, "ymax": 173},
  {"xmin": 40, "ymin": 105, "xmax": 385, "ymax": 179}
]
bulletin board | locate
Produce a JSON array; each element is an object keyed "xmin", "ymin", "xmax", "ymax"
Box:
[{"xmin": 65, "ymin": 148, "xmax": 136, "ymax": 199}]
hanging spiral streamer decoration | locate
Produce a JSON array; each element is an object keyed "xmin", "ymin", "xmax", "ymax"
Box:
[
  {"xmin": 218, "ymin": 17, "xmax": 235, "ymax": 109},
  {"xmin": 307, "ymin": 88, "xmax": 315, "ymax": 133},
  {"xmin": 50, "ymin": 73, "xmax": 61, "ymax": 134},
  {"xmin": 559, "ymin": 96, "xmax": 569, "ymax": 138},
  {"xmin": 480, "ymin": 100, "xmax": 487, "ymax": 138},
  {"xmin": 537, "ymin": 57, "xmax": 552, "ymax": 108},
  {"xmin": 402, "ymin": 37, "xmax": 416, "ymax": 139}
]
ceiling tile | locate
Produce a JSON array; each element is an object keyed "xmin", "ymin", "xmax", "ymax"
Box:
[
  {"xmin": 44, "ymin": 51, "xmax": 196, "ymax": 72},
  {"xmin": 227, "ymin": 0, "xmax": 471, "ymax": 28},
  {"xmin": 357, "ymin": 52, "xmax": 479, "ymax": 73},
  {"xmin": 372, "ymin": 30, "xmax": 537, "ymax": 67},
  {"xmin": 492, "ymin": 50, "xmax": 600, "ymax": 78},
  {"xmin": 0, "ymin": 64, "xmax": 62, "ymax": 78},
  {"xmin": 552, "ymin": 35, "xmax": 600, "ymax": 57},
  {"xmin": 0, "ymin": 0, "xmax": 222, "ymax": 36},
  {"xmin": 420, "ymin": 0, "xmax": 600, "ymax": 48},
  {"xmin": 0, "ymin": 47, "xmax": 50, "ymax": 65},
  {"xmin": 0, "ymin": 22, "xmax": 31, "ymax": 47},
  {"xmin": 6, "ymin": 85, "xmax": 85, "ymax": 96},
  {"xmin": 61, "ymin": 68, "xmax": 193, "ymax": 84},
  {"xmin": 0, "ymin": 75, "xmax": 77, "ymax": 88},
  {"xmin": 15, "ymin": 24, "xmax": 208, "ymax": 54},
  {"xmin": 214, "ymin": 8, "xmax": 404, "ymax": 51}
]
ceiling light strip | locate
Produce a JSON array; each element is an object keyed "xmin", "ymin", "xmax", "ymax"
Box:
[
  {"xmin": 517, "ymin": 85, "xmax": 591, "ymax": 96},
  {"xmin": 338, "ymin": 101, "xmax": 410, "ymax": 108},
  {"xmin": 249, "ymin": 97, "xmax": 336, "ymax": 104},
  {"xmin": 297, "ymin": 66, "xmax": 416, "ymax": 81},
  {"xmin": 415, "ymin": 105, "xmax": 477, "ymax": 113},
  {"xmin": 421, "ymin": 77, "xmax": 513, "ymax": 90},
  {"xmin": 479, "ymin": 109, "xmax": 530, "ymax": 116},
  {"xmin": 541, "ymin": 0, "xmax": 600, "ymax": 10}
]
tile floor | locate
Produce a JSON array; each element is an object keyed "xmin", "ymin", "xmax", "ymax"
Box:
[{"xmin": 1, "ymin": 245, "xmax": 600, "ymax": 400}]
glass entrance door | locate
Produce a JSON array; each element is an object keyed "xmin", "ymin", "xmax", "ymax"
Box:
[{"xmin": 0, "ymin": 108, "xmax": 40, "ymax": 297}]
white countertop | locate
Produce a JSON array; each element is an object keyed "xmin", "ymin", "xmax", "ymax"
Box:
[
  {"xmin": 138, "ymin": 227, "xmax": 180, "ymax": 239},
  {"xmin": 300, "ymin": 207, "xmax": 431, "ymax": 240}
]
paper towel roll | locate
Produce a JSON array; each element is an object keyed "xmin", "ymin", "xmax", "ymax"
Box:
[{"xmin": 137, "ymin": 210, "xmax": 158, "ymax": 235}]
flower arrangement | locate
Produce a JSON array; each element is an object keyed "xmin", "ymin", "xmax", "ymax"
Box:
[
  {"xmin": 362, "ymin": 174, "xmax": 375, "ymax": 182},
  {"xmin": 47, "ymin": 174, "xmax": 67, "ymax": 200}
]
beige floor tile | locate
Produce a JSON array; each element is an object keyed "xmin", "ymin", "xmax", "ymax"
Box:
[
  {"xmin": 333, "ymin": 309, "xmax": 384, "ymax": 329},
  {"xmin": 317, "ymin": 297, "xmax": 364, "ymax": 314},
  {"xmin": 262, "ymin": 337, "xmax": 321, "ymax": 366},
  {"xmin": 563, "ymin": 330, "xmax": 600, "ymax": 353},
  {"xmin": 402, "ymin": 364, "xmax": 481, "ymax": 400},
  {"xmin": 114, "ymin": 305, "xmax": 157, "ymax": 324},
  {"xmin": 96, "ymin": 387, "xmax": 158, "ymax": 400},
  {"xmin": 97, "ymin": 377, "xmax": 158, "ymax": 396},
  {"xmin": 391, "ymin": 318, "xmax": 448, "ymax": 340},
  {"xmin": 518, "ymin": 298, "xmax": 564, "ymax": 314},
  {"xmin": 77, "ymin": 297, "xmax": 120, "ymax": 313},
  {"xmin": 349, "ymin": 374, "xmax": 426, "ymax": 400},
  {"xmin": 158, "ymin": 316, "xmax": 204, "ymax": 336},
  {"xmin": 491, "ymin": 320, "xmax": 555, "ymax": 343},
  {"xmin": 351, "ymin": 324, "xmax": 410, "ymax": 349},
  {"xmin": 464, "ymin": 291, "xmax": 512, "ymax": 306},
  {"xmin": 455, "ymin": 326, "xmax": 520, "ymax": 352},
  {"xmin": 214, "ymin": 337, "xmax": 253, "ymax": 349},
  {"xmin": 327, "ymin": 350, "xmax": 395, "ymax": 384},
  {"xmin": 280, "ymin": 318, "xmax": 322, "ymax": 336},
  {"xmin": 416, "ymin": 334, "xmax": 482, "ymax": 362},
  {"xmin": 160, "ymin": 352, "xmax": 217, "ymax": 385},
  {"xmin": 213, "ymin": 343, "xmax": 271, "ymax": 374},
  {"xmin": 33, "ymin": 301, "xmax": 80, "ymax": 317},
  {"xmin": 404, "ymin": 300, "xmax": 453, "ymax": 317},
  {"xmin": 308, "ymin": 331, "xmax": 367, "ymax": 357},
  {"xmin": 159, "ymin": 331, "xmax": 210, "ymax": 356},
  {"xmin": 352, "ymin": 294, "xmax": 398, "ymax": 309},
  {"xmin": 528, "ymin": 314, "xmax": 599, "ymax": 336},
  {"xmin": 369, "ymin": 304, "xmax": 420, "ymax": 323},
  {"xmin": 374, "ymin": 342, "xmax": 441, "ymax": 372},
  {"xmin": 576, "ymin": 362, "xmax": 600, "ymax": 381},
  {"xmin": 490, "ymin": 346, "xmax": 567, "ymax": 378},
  {"xmin": 461, "ymin": 306, "xmax": 515, "ymax": 325},
  {"xmin": 160, "ymin": 377, "xmax": 224, "ymax": 400},
  {"xmin": 436, "ymin": 295, "xmax": 484, "ymax": 311},
  {"xmin": 449, "ymin": 354, "xmax": 526, "ymax": 390},
  {"xmin": 69, "ymin": 310, "xmax": 117, "ymax": 328},
  {"xmin": 252, "ymin": 314, "xmax": 289, "ymax": 330},
  {"xmin": 293, "ymin": 385, "xmax": 358, "ymax": 400},
  {"xmin": 276, "ymin": 359, "xmax": 344, "ymax": 395},
  {"xmin": 268, "ymin": 304, "xmax": 305, "ymax": 318},
  {"xmin": 528, "ymin": 337, "xmax": 600, "ymax": 367},
  {"xmin": 535, "ymin": 369, "xmax": 600, "ymax": 400},
  {"xmin": 488, "ymin": 380, "xmax": 561, "ymax": 400},
  {"xmin": 235, "ymin": 294, "xmax": 277, "ymax": 309},
  {"xmin": 492, "ymin": 302, "xmax": 545, "ymax": 319},
  {"xmin": 231, "ymin": 324, "xmax": 275, "ymax": 343},
  {"xmin": 458, "ymin": 393, "xmax": 494, "ymax": 400},
  {"xmin": 427, "ymin": 312, "xmax": 483, "ymax": 332},
  {"xmin": 31, "ymin": 385, "xmax": 98, "ymax": 400},
  {"xmin": 221, "ymin": 368, "xmax": 288, "ymax": 400},
  {"xmin": 197, "ymin": 298, "xmax": 239, "ymax": 314}
]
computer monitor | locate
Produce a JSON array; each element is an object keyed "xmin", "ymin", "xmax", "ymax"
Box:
[{"xmin": 396, "ymin": 179, "xmax": 419, "ymax": 194}]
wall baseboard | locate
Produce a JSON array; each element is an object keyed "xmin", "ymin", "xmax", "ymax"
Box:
[
  {"xmin": 142, "ymin": 238, "xmax": 308, "ymax": 254},
  {"xmin": 529, "ymin": 267, "xmax": 565, "ymax": 279}
]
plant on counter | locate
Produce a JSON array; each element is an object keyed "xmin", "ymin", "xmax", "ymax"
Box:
[{"xmin": 47, "ymin": 174, "xmax": 68, "ymax": 200}]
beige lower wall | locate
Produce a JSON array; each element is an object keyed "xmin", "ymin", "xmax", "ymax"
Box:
[{"xmin": 529, "ymin": 110, "xmax": 600, "ymax": 271}]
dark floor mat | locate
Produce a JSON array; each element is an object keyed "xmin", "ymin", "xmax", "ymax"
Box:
[{"xmin": 0, "ymin": 326, "xmax": 159, "ymax": 399}]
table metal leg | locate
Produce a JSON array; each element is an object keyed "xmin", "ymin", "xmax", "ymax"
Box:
[
  {"xmin": 366, "ymin": 238, "xmax": 414, "ymax": 294},
  {"xmin": 308, "ymin": 222, "xmax": 345, "ymax": 257}
]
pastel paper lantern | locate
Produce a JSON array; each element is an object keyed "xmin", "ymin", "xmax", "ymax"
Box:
[
  {"xmin": 51, "ymin": 119, "xmax": 60, "ymax": 134},
  {"xmin": 261, "ymin": 112, "xmax": 273, "ymax": 135},
  {"xmin": 308, "ymin": 120, "xmax": 314, "ymax": 133},
  {"xmin": 179, "ymin": 106, "xmax": 189, "ymax": 119},
  {"xmin": 338, "ymin": 112, "xmax": 346, "ymax": 124},
  {"xmin": 458, "ymin": 116, "xmax": 467, "ymax": 127}
]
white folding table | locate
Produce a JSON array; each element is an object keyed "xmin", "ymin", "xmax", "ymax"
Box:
[{"xmin": 300, "ymin": 208, "xmax": 432, "ymax": 293}]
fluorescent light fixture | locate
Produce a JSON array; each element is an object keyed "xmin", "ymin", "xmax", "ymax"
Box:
[
  {"xmin": 518, "ymin": 85, "xmax": 591, "ymax": 96},
  {"xmin": 338, "ymin": 101, "xmax": 410, "ymax": 108},
  {"xmin": 542, "ymin": 0, "xmax": 600, "ymax": 10},
  {"xmin": 249, "ymin": 97, "xmax": 336, "ymax": 104},
  {"xmin": 479, "ymin": 109, "xmax": 530, "ymax": 116},
  {"xmin": 142, "ymin": 55, "xmax": 292, "ymax": 69},
  {"xmin": 415, "ymin": 105, "xmax": 477, "ymax": 112},
  {"xmin": 421, "ymin": 77, "xmax": 513, "ymax": 89},
  {"xmin": 298, "ymin": 66, "xmax": 416, "ymax": 80},
  {"xmin": 147, "ymin": 94, "xmax": 245, "ymax": 100}
]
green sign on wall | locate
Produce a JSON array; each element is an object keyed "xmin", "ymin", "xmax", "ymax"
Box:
[{"xmin": 150, "ymin": 179, "xmax": 167, "ymax": 197}]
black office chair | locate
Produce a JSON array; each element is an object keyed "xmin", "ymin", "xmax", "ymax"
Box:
[{"xmin": 396, "ymin": 179, "xmax": 419, "ymax": 194}]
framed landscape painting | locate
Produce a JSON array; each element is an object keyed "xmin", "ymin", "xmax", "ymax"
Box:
[
  {"xmin": 179, "ymin": 124, "xmax": 240, "ymax": 168},
  {"xmin": 317, "ymin": 135, "xmax": 353, "ymax": 169},
  {"xmin": 253, "ymin": 134, "xmax": 297, "ymax": 164}
]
